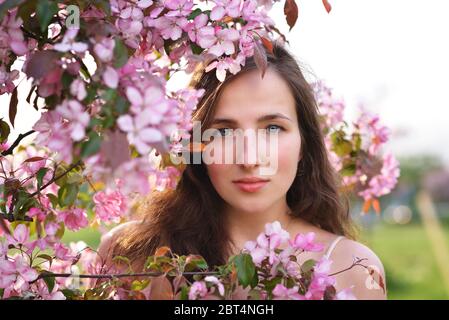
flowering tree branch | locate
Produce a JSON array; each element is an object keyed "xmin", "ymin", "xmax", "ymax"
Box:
[{"xmin": 1, "ymin": 130, "xmax": 35, "ymax": 156}]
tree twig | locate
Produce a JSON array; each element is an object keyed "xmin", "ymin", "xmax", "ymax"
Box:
[
  {"xmin": 1, "ymin": 130, "xmax": 36, "ymax": 156},
  {"xmin": 28, "ymin": 160, "xmax": 83, "ymax": 198},
  {"xmin": 31, "ymin": 270, "xmax": 219, "ymax": 284},
  {"xmin": 328, "ymin": 257, "xmax": 369, "ymax": 277}
]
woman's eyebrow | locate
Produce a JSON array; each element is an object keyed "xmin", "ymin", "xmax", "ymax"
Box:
[{"xmin": 211, "ymin": 113, "xmax": 293, "ymax": 125}]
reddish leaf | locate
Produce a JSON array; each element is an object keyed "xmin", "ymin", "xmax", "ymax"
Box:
[
  {"xmin": 261, "ymin": 36, "xmax": 274, "ymax": 55},
  {"xmin": 284, "ymin": 0, "xmax": 298, "ymax": 31},
  {"xmin": 9, "ymin": 86, "xmax": 18, "ymax": 128},
  {"xmin": 367, "ymin": 266, "xmax": 386, "ymax": 294},
  {"xmin": 24, "ymin": 50, "xmax": 59, "ymax": 80},
  {"xmin": 148, "ymin": 276, "xmax": 174, "ymax": 300},
  {"xmin": 99, "ymin": 130, "xmax": 131, "ymax": 171},
  {"xmin": 362, "ymin": 199, "xmax": 372, "ymax": 214},
  {"xmin": 154, "ymin": 246, "xmax": 171, "ymax": 257},
  {"xmin": 253, "ymin": 39, "xmax": 268, "ymax": 79},
  {"xmin": 322, "ymin": 0, "xmax": 332, "ymax": 13},
  {"xmin": 372, "ymin": 198, "xmax": 381, "ymax": 215},
  {"xmin": 23, "ymin": 156, "xmax": 46, "ymax": 163}
]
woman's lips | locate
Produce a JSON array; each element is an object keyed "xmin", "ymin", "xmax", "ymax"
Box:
[{"xmin": 233, "ymin": 181, "xmax": 269, "ymax": 193}]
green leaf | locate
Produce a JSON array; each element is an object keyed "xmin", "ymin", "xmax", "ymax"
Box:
[
  {"xmin": 36, "ymin": 167, "xmax": 49, "ymax": 189},
  {"xmin": 0, "ymin": 0, "xmax": 25, "ymax": 20},
  {"xmin": 80, "ymin": 131, "xmax": 102, "ymax": 158},
  {"xmin": 92, "ymin": 0, "xmax": 111, "ymax": 16},
  {"xmin": 113, "ymin": 39, "xmax": 129, "ymax": 68},
  {"xmin": 113, "ymin": 95, "xmax": 129, "ymax": 115},
  {"xmin": 341, "ymin": 159, "xmax": 356, "ymax": 177},
  {"xmin": 0, "ymin": 119, "xmax": 10, "ymax": 143},
  {"xmin": 55, "ymin": 222, "xmax": 65, "ymax": 238},
  {"xmin": 42, "ymin": 273, "xmax": 55, "ymax": 293},
  {"xmin": 58, "ymin": 183, "xmax": 79, "ymax": 207},
  {"xmin": 36, "ymin": 0, "xmax": 58, "ymax": 33},
  {"xmin": 131, "ymin": 279, "xmax": 150, "ymax": 291},
  {"xmin": 234, "ymin": 253, "xmax": 256, "ymax": 288},
  {"xmin": 61, "ymin": 72, "xmax": 76, "ymax": 91},
  {"xmin": 353, "ymin": 132, "xmax": 362, "ymax": 152},
  {"xmin": 180, "ymin": 286, "xmax": 189, "ymax": 300},
  {"xmin": 301, "ymin": 259, "xmax": 316, "ymax": 274},
  {"xmin": 187, "ymin": 8, "xmax": 202, "ymax": 20},
  {"xmin": 46, "ymin": 193, "xmax": 59, "ymax": 208},
  {"xmin": 190, "ymin": 42, "xmax": 204, "ymax": 55},
  {"xmin": 37, "ymin": 254, "xmax": 53, "ymax": 266}
]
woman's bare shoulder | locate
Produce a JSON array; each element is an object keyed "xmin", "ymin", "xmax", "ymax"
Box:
[
  {"xmin": 330, "ymin": 238, "xmax": 387, "ymax": 300},
  {"xmin": 97, "ymin": 220, "xmax": 142, "ymax": 264}
]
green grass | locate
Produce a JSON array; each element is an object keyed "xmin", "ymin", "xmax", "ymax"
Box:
[
  {"xmin": 61, "ymin": 220, "xmax": 449, "ymax": 299},
  {"xmin": 361, "ymin": 222, "xmax": 449, "ymax": 299}
]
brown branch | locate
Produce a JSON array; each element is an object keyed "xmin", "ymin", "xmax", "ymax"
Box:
[
  {"xmin": 28, "ymin": 160, "xmax": 83, "ymax": 198},
  {"xmin": 31, "ymin": 271, "xmax": 219, "ymax": 284},
  {"xmin": 1, "ymin": 130, "xmax": 36, "ymax": 156},
  {"xmin": 328, "ymin": 257, "xmax": 369, "ymax": 277}
]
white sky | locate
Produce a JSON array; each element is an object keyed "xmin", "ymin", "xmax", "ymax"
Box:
[{"xmin": 1, "ymin": 0, "xmax": 448, "ymax": 166}]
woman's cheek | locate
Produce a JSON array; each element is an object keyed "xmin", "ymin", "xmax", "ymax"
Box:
[{"xmin": 276, "ymin": 134, "xmax": 301, "ymax": 179}]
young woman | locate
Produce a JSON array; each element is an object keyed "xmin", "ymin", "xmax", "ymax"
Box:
[{"xmin": 98, "ymin": 41, "xmax": 387, "ymax": 299}]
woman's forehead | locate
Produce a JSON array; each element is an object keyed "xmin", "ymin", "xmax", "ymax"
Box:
[{"xmin": 213, "ymin": 69, "xmax": 297, "ymax": 121}]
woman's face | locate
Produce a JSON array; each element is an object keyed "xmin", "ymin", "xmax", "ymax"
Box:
[{"xmin": 204, "ymin": 68, "xmax": 302, "ymax": 214}]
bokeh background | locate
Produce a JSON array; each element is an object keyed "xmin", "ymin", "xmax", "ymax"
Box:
[{"xmin": 2, "ymin": 0, "xmax": 448, "ymax": 299}]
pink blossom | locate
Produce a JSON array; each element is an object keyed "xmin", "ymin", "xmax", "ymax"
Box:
[
  {"xmin": 32, "ymin": 111, "xmax": 74, "ymax": 163},
  {"xmin": 53, "ymin": 28, "xmax": 88, "ymax": 53},
  {"xmin": 44, "ymin": 221, "xmax": 60, "ymax": 237},
  {"xmin": 93, "ymin": 37, "xmax": 115, "ymax": 63},
  {"xmin": 53, "ymin": 242, "xmax": 75, "ymax": 260},
  {"xmin": 188, "ymin": 281, "xmax": 208, "ymax": 300},
  {"xmin": 290, "ymin": 232, "xmax": 325, "ymax": 252},
  {"xmin": 0, "ymin": 66, "xmax": 19, "ymax": 95},
  {"xmin": 210, "ymin": 0, "xmax": 242, "ymax": 21},
  {"xmin": 359, "ymin": 152, "xmax": 400, "ymax": 200},
  {"xmin": 205, "ymin": 54, "xmax": 245, "ymax": 82},
  {"xmin": 0, "ymin": 255, "xmax": 38, "ymax": 291},
  {"xmin": 93, "ymin": 189, "xmax": 128, "ymax": 223},
  {"xmin": 28, "ymin": 207, "xmax": 47, "ymax": 222},
  {"xmin": 204, "ymin": 276, "xmax": 225, "ymax": 297},
  {"xmin": 207, "ymin": 28, "xmax": 240, "ymax": 57},
  {"xmin": 186, "ymin": 13, "xmax": 215, "ymax": 48},
  {"xmin": 55, "ymin": 100, "xmax": 90, "ymax": 141},
  {"xmin": 117, "ymin": 113, "xmax": 163, "ymax": 154},
  {"xmin": 113, "ymin": 158, "xmax": 154, "ymax": 195},
  {"xmin": 0, "ymin": 8, "xmax": 28, "ymax": 56},
  {"xmin": 312, "ymin": 81, "xmax": 345, "ymax": 129},
  {"xmin": 57, "ymin": 208, "xmax": 89, "ymax": 231},
  {"xmin": 272, "ymin": 284, "xmax": 304, "ymax": 300},
  {"xmin": 303, "ymin": 257, "xmax": 336, "ymax": 299},
  {"xmin": 70, "ymin": 78, "xmax": 87, "ymax": 100},
  {"xmin": 151, "ymin": 16, "xmax": 189, "ymax": 41},
  {"xmin": 6, "ymin": 224, "xmax": 29, "ymax": 247},
  {"xmin": 34, "ymin": 280, "xmax": 66, "ymax": 300},
  {"xmin": 37, "ymin": 67, "xmax": 63, "ymax": 97},
  {"xmin": 102, "ymin": 66, "xmax": 119, "ymax": 89},
  {"xmin": 165, "ymin": 0, "xmax": 194, "ymax": 17}
]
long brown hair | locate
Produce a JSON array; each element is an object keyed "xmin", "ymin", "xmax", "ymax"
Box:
[{"xmin": 111, "ymin": 41, "xmax": 357, "ymax": 268}]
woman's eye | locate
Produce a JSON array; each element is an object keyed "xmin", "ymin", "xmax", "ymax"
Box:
[
  {"xmin": 266, "ymin": 124, "xmax": 283, "ymax": 133},
  {"xmin": 216, "ymin": 128, "xmax": 232, "ymax": 136}
]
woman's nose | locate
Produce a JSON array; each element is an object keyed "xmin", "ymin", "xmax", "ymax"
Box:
[{"xmin": 236, "ymin": 131, "xmax": 269, "ymax": 168}]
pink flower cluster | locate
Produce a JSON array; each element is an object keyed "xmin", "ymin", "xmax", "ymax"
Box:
[
  {"xmin": 244, "ymin": 221, "xmax": 355, "ymax": 300},
  {"xmin": 358, "ymin": 152, "xmax": 400, "ymax": 201}
]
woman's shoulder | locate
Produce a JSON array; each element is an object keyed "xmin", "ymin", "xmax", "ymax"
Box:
[
  {"xmin": 97, "ymin": 220, "xmax": 142, "ymax": 265},
  {"xmin": 329, "ymin": 237, "xmax": 387, "ymax": 299}
]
